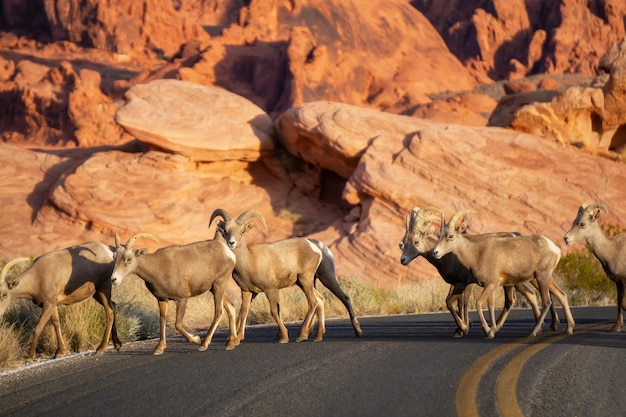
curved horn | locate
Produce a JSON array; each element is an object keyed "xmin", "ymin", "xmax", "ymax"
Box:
[
  {"xmin": 448, "ymin": 210, "xmax": 477, "ymax": 229},
  {"xmin": 583, "ymin": 203, "xmax": 608, "ymax": 216},
  {"xmin": 125, "ymin": 233, "xmax": 160, "ymax": 248},
  {"xmin": 407, "ymin": 207, "xmax": 420, "ymax": 231},
  {"xmin": 209, "ymin": 208, "xmax": 232, "ymax": 229},
  {"xmin": 413, "ymin": 214, "xmax": 440, "ymax": 231},
  {"xmin": 408, "ymin": 206, "xmax": 441, "ymax": 230},
  {"xmin": 1, "ymin": 257, "xmax": 30, "ymax": 285},
  {"xmin": 114, "ymin": 232, "xmax": 121, "ymax": 248},
  {"xmin": 237, "ymin": 209, "xmax": 268, "ymax": 233},
  {"xmin": 416, "ymin": 206, "xmax": 442, "ymax": 218}
]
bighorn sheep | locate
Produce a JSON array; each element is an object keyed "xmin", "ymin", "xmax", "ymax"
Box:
[
  {"xmin": 209, "ymin": 208, "xmax": 362, "ymax": 343},
  {"xmin": 111, "ymin": 233, "xmax": 239, "ymax": 354},
  {"xmin": 432, "ymin": 210, "xmax": 575, "ymax": 338},
  {"xmin": 399, "ymin": 207, "xmax": 554, "ymax": 337},
  {"xmin": 564, "ymin": 203, "xmax": 626, "ymax": 332},
  {"xmin": 0, "ymin": 242, "xmax": 122, "ymax": 359}
]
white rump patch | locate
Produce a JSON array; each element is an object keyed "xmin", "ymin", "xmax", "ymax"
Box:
[
  {"xmin": 541, "ymin": 236, "xmax": 561, "ymax": 258},
  {"xmin": 306, "ymin": 240, "xmax": 324, "ymax": 257}
]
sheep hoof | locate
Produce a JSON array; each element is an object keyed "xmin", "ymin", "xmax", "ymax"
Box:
[
  {"xmin": 314, "ymin": 337, "xmax": 323, "ymax": 342},
  {"xmin": 198, "ymin": 345, "xmax": 208, "ymax": 352},
  {"xmin": 610, "ymin": 324, "xmax": 622, "ymax": 332},
  {"xmin": 153, "ymin": 349, "xmax": 164, "ymax": 355},
  {"xmin": 191, "ymin": 335, "xmax": 201, "ymax": 344},
  {"xmin": 278, "ymin": 339, "xmax": 289, "ymax": 344},
  {"xmin": 453, "ymin": 328, "xmax": 465, "ymax": 338},
  {"xmin": 224, "ymin": 344, "xmax": 235, "ymax": 351},
  {"xmin": 296, "ymin": 336, "xmax": 307, "ymax": 342}
]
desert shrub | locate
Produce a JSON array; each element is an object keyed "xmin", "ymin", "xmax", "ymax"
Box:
[
  {"xmin": 556, "ymin": 249, "xmax": 616, "ymax": 306},
  {"xmin": 0, "ymin": 322, "xmax": 24, "ymax": 370}
]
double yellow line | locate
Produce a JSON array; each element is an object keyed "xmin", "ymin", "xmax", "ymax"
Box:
[{"xmin": 455, "ymin": 322, "xmax": 609, "ymax": 417}]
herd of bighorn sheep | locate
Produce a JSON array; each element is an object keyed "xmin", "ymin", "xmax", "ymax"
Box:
[{"xmin": 0, "ymin": 202, "xmax": 624, "ymax": 359}]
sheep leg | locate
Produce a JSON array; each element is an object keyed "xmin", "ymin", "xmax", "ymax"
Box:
[
  {"xmin": 495, "ymin": 285, "xmax": 518, "ymax": 332},
  {"xmin": 312, "ymin": 288, "xmax": 326, "ymax": 341},
  {"xmin": 199, "ymin": 289, "xmax": 225, "ymax": 351},
  {"xmin": 611, "ymin": 280, "xmax": 625, "ymax": 332},
  {"xmin": 296, "ymin": 282, "xmax": 323, "ymax": 342},
  {"xmin": 174, "ymin": 298, "xmax": 201, "ymax": 345},
  {"xmin": 50, "ymin": 306, "xmax": 68, "ymax": 358},
  {"xmin": 236, "ymin": 290, "xmax": 254, "ymax": 342},
  {"xmin": 222, "ymin": 294, "xmax": 239, "ymax": 349},
  {"xmin": 316, "ymin": 267, "xmax": 362, "ymax": 337},
  {"xmin": 547, "ymin": 281, "xmax": 575, "ymax": 335},
  {"xmin": 531, "ymin": 279, "xmax": 560, "ymax": 331},
  {"xmin": 265, "ymin": 289, "xmax": 289, "ymax": 343},
  {"xmin": 476, "ymin": 284, "xmax": 497, "ymax": 339},
  {"xmin": 446, "ymin": 283, "xmax": 470, "ymax": 337},
  {"xmin": 92, "ymin": 291, "xmax": 121, "ymax": 354},
  {"xmin": 461, "ymin": 284, "xmax": 472, "ymax": 331},
  {"xmin": 154, "ymin": 300, "xmax": 169, "ymax": 355},
  {"xmin": 529, "ymin": 278, "xmax": 553, "ymax": 337},
  {"xmin": 27, "ymin": 304, "xmax": 59, "ymax": 359}
]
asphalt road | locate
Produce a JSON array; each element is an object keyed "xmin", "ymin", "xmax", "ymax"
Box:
[{"xmin": 0, "ymin": 306, "xmax": 624, "ymax": 417}]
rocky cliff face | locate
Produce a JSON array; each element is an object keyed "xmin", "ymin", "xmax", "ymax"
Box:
[{"xmin": 2, "ymin": 1, "xmax": 626, "ymax": 287}]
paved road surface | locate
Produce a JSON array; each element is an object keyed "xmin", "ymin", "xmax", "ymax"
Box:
[{"xmin": 0, "ymin": 306, "xmax": 624, "ymax": 417}]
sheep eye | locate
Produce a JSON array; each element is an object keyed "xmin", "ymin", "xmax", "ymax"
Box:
[
  {"xmin": 399, "ymin": 242, "xmax": 404, "ymax": 250},
  {"xmin": 447, "ymin": 234, "xmax": 454, "ymax": 240},
  {"xmin": 579, "ymin": 222, "xmax": 586, "ymax": 228},
  {"xmin": 124, "ymin": 257, "xmax": 132, "ymax": 264}
]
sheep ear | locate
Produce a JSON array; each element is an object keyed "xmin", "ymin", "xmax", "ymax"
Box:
[
  {"xmin": 458, "ymin": 221, "xmax": 469, "ymax": 234},
  {"xmin": 136, "ymin": 248, "xmax": 149, "ymax": 256},
  {"xmin": 590, "ymin": 209, "xmax": 603, "ymax": 222},
  {"xmin": 243, "ymin": 222, "xmax": 256, "ymax": 233},
  {"xmin": 8, "ymin": 279, "xmax": 19, "ymax": 290}
]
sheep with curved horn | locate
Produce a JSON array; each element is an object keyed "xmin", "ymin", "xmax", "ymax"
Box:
[
  {"xmin": 433, "ymin": 210, "xmax": 575, "ymax": 338},
  {"xmin": 210, "ymin": 208, "xmax": 361, "ymax": 343},
  {"xmin": 400, "ymin": 206, "xmax": 557, "ymax": 337},
  {"xmin": 564, "ymin": 202, "xmax": 626, "ymax": 332},
  {"xmin": 0, "ymin": 242, "xmax": 122, "ymax": 359},
  {"xmin": 111, "ymin": 232, "xmax": 238, "ymax": 354}
]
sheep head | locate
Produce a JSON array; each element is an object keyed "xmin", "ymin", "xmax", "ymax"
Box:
[
  {"xmin": 211, "ymin": 209, "xmax": 267, "ymax": 251},
  {"xmin": 564, "ymin": 203, "xmax": 608, "ymax": 246},
  {"xmin": 432, "ymin": 209, "xmax": 477, "ymax": 259},
  {"xmin": 111, "ymin": 233, "xmax": 159, "ymax": 285},
  {"xmin": 399, "ymin": 206, "xmax": 441, "ymax": 265},
  {"xmin": 0, "ymin": 257, "xmax": 30, "ymax": 316}
]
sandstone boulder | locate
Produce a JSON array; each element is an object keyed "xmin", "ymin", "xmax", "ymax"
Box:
[
  {"xmin": 507, "ymin": 38, "xmax": 626, "ymax": 153},
  {"xmin": 115, "ymin": 79, "xmax": 275, "ymax": 162},
  {"xmin": 274, "ymin": 101, "xmax": 626, "ymax": 284}
]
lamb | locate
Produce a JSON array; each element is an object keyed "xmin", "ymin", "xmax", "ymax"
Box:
[
  {"xmin": 0, "ymin": 242, "xmax": 122, "ymax": 359},
  {"xmin": 399, "ymin": 207, "xmax": 555, "ymax": 337},
  {"xmin": 210, "ymin": 208, "xmax": 362, "ymax": 343},
  {"xmin": 432, "ymin": 210, "xmax": 575, "ymax": 338},
  {"xmin": 564, "ymin": 203, "xmax": 626, "ymax": 332},
  {"xmin": 111, "ymin": 232, "xmax": 239, "ymax": 354}
]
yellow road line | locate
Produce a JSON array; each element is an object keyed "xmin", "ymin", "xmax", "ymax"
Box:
[
  {"xmin": 496, "ymin": 323, "xmax": 609, "ymax": 417},
  {"xmin": 456, "ymin": 322, "xmax": 610, "ymax": 417},
  {"xmin": 455, "ymin": 334, "xmax": 538, "ymax": 417}
]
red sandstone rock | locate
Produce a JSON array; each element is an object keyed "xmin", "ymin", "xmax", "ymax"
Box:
[{"xmin": 115, "ymin": 79, "xmax": 275, "ymax": 162}]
